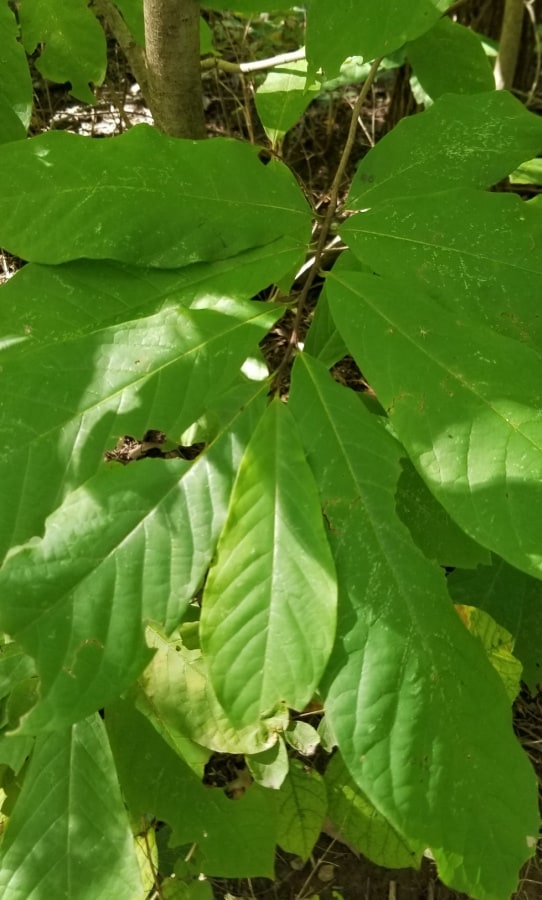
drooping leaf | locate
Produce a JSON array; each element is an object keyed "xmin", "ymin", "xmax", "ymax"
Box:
[
  {"xmin": 405, "ymin": 17, "xmax": 494, "ymax": 99},
  {"xmin": 0, "ymin": 126, "xmax": 312, "ymax": 266},
  {"xmin": 18, "ymin": 0, "xmax": 107, "ymax": 103},
  {"xmin": 284, "ymin": 720, "xmax": 320, "ymax": 756},
  {"xmin": 327, "ymin": 264, "xmax": 542, "ymax": 583},
  {"xmin": 342, "ymin": 190, "xmax": 542, "ymax": 353},
  {"xmin": 200, "ymin": 398, "xmax": 337, "ymax": 728},
  {"xmin": 289, "ymin": 352, "xmax": 538, "ymax": 900},
  {"xmin": 325, "ymin": 753, "xmax": 420, "ymax": 870},
  {"xmin": 0, "ymin": 380, "xmax": 269, "ymax": 732},
  {"xmin": 0, "ymin": 714, "xmax": 142, "ymax": 900},
  {"xmin": 448, "ymin": 558, "xmax": 542, "ymax": 693},
  {"xmin": 139, "ymin": 626, "xmax": 288, "ymax": 756},
  {"xmin": 347, "ymin": 91, "xmax": 542, "ymax": 207},
  {"xmin": 106, "ymin": 698, "xmax": 278, "ymax": 878},
  {"xmin": 0, "ymin": 2, "xmax": 32, "ymax": 140},
  {"xmin": 306, "ymin": 0, "xmax": 449, "ymax": 78},
  {"xmin": 0, "ymin": 291, "xmax": 279, "ymax": 560},
  {"xmin": 247, "ymin": 736, "xmax": 289, "ymax": 790},
  {"xmin": 276, "ymin": 759, "xmax": 327, "ymax": 860}
]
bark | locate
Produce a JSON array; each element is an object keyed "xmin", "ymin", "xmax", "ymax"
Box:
[
  {"xmin": 494, "ymin": 0, "xmax": 525, "ymax": 89},
  {"xmin": 92, "ymin": 0, "xmax": 149, "ymax": 100},
  {"xmin": 143, "ymin": 0, "xmax": 206, "ymax": 138}
]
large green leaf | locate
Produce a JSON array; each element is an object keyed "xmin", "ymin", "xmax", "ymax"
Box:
[
  {"xmin": 289, "ymin": 353, "xmax": 538, "ymax": 900},
  {"xmin": 306, "ymin": 0, "xmax": 449, "ymax": 78},
  {"xmin": 327, "ymin": 264, "xmax": 542, "ymax": 582},
  {"xmin": 0, "ymin": 126, "xmax": 311, "ymax": 266},
  {"xmin": 0, "ymin": 285, "xmax": 279, "ymax": 560},
  {"xmin": 0, "ymin": 238, "xmax": 302, "ymax": 345},
  {"xmin": 107, "ymin": 698, "xmax": 278, "ymax": 878},
  {"xmin": 18, "ymin": 0, "xmax": 106, "ymax": 103},
  {"xmin": 200, "ymin": 398, "xmax": 337, "ymax": 728},
  {"xmin": 0, "ymin": 380, "xmax": 268, "ymax": 732},
  {"xmin": 347, "ymin": 91, "xmax": 542, "ymax": 207},
  {"xmin": 0, "ymin": 2, "xmax": 32, "ymax": 140},
  {"xmin": 448, "ymin": 557, "xmax": 542, "ymax": 693},
  {"xmin": 0, "ymin": 714, "xmax": 142, "ymax": 900},
  {"xmin": 405, "ymin": 17, "xmax": 494, "ymax": 99},
  {"xmin": 342, "ymin": 190, "xmax": 542, "ymax": 352}
]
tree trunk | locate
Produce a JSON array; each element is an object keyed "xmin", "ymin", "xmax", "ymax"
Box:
[
  {"xmin": 494, "ymin": 0, "xmax": 525, "ymax": 89},
  {"xmin": 143, "ymin": 0, "xmax": 206, "ymax": 139}
]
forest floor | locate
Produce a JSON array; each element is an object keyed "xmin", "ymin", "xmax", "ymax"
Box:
[{"xmin": 2, "ymin": 17, "xmax": 542, "ymax": 900}]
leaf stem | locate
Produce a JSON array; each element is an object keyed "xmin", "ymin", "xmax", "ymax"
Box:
[{"xmin": 271, "ymin": 55, "xmax": 383, "ymax": 393}]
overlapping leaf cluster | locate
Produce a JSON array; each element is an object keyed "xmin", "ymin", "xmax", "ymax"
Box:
[{"xmin": 0, "ymin": 2, "xmax": 542, "ymax": 899}]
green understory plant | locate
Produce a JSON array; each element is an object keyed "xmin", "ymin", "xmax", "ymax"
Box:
[{"xmin": 0, "ymin": 2, "xmax": 542, "ymax": 899}]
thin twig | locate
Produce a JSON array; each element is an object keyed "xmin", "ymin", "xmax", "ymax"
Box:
[
  {"xmin": 201, "ymin": 47, "xmax": 306, "ymax": 74},
  {"xmin": 271, "ymin": 55, "xmax": 383, "ymax": 393},
  {"xmin": 294, "ymin": 839, "xmax": 337, "ymax": 900}
]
